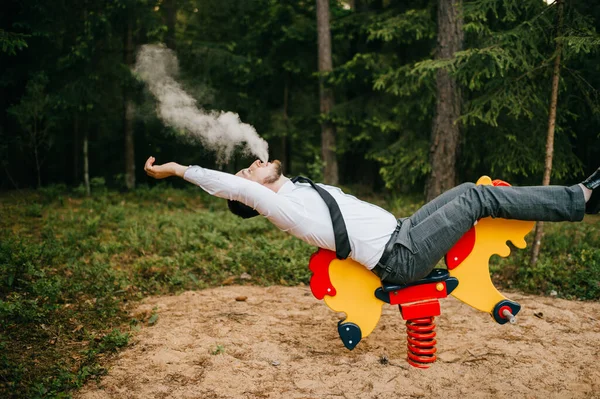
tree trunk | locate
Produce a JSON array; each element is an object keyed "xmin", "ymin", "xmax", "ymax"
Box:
[
  {"xmin": 31, "ymin": 117, "xmax": 42, "ymax": 188},
  {"xmin": 530, "ymin": 0, "xmax": 564, "ymax": 266},
  {"xmin": 73, "ymin": 115, "xmax": 80, "ymax": 185},
  {"xmin": 124, "ymin": 16, "xmax": 136, "ymax": 190},
  {"xmin": 83, "ymin": 129, "xmax": 90, "ymax": 196},
  {"xmin": 34, "ymin": 143, "xmax": 41, "ymax": 189},
  {"xmin": 0, "ymin": 125, "xmax": 19, "ymax": 190},
  {"xmin": 282, "ymin": 73, "xmax": 292, "ymax": 175},
  {"xmin": 425, "ymin": 0, "xmax": 464, "ymax": 202},
  {"xmin": 164, "ymin": 0, "xmax": 177, "ymax": 50},
  {"xmin": 316, "ymin": 0, "xmax": 338, "ymax": 185}
]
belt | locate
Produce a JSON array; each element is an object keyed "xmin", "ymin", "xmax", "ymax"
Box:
[{"xmin": 372, "ymin": 220, "xmax": 402, "ymax": 278}]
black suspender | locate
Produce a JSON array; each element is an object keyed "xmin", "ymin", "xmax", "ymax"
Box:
[{"xmin": 292, "ymin": 176, "xmax": 351, "ymax": 260}]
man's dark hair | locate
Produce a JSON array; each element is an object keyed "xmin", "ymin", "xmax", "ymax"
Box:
[{"xmin": 227, "ymin": 200, "xmax": 260, "ymax": 219}]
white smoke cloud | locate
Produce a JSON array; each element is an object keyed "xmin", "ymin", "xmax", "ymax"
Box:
[{"xmin": 134, "ymin": 44, "xmax": 269, "ymax": 163}]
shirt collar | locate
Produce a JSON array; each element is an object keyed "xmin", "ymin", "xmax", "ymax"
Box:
[{"xmin": 277, "ymin": 179, "xmax": 296, "ymax": 195}]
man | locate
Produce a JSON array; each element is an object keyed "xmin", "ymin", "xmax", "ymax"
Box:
[{"xmin": 144, "ymin": 156, "xmax": 599, "ymax": 285}]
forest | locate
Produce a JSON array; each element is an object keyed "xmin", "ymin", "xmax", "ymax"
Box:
[{"xmin": 2, "ymin": 0, "xmax": 599, "ymax": 194}]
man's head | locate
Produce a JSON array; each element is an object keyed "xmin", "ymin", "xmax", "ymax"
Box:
[
  {"xmin": 235, "ymin": 159, "xmax": 283, "ymax": 185},
  {"xmin": 228, "ymin": 159, "xmax": 284, "ymax": 219}
]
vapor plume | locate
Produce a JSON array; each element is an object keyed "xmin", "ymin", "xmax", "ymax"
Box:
[{"xmin": 134, "ymin": 44, "xmax": 269, "ymax": 163}]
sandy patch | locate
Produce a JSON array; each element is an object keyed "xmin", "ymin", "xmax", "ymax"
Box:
[{"xmin": 76, "ymin": 285, "xmax": 600, "ymax": 399}]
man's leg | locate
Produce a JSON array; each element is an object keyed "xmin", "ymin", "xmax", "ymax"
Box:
[
  {"xmin": 374, "ymin": 183, "xmax": 475, "ymax": 284},
  {"xmin": 409, "ymin": 183, "xmax": 476, "ymax": 226},
  {"xmin": 401, "ymin": 184, "xmax": 586, "ymax": 283}
]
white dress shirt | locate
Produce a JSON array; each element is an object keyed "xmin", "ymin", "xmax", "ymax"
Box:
[{"xmin": 184, "ymin": 166, "xmax": 398, "ymax": 269}]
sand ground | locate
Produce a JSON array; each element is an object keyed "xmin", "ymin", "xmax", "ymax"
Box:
[{"xmin": 76, "ymin": 285, "xmax": 600, "ymax": 399}]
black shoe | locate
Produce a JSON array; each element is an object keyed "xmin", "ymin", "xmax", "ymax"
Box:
[
  {"xmin": 582, "ymin": 166, "xmax": 600, "ymax": 214},
  {"xmin": 586, "ymin": 189, "xmax": 600, "ymax": 214},
  {"xmin": 582, "ymin": 166, "xmax": 600, "ymax": 190}
]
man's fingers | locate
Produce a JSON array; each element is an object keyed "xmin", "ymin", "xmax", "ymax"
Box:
[{"xmin": 144, "ymin": 156, "xmax": 155, "ymax": 174}]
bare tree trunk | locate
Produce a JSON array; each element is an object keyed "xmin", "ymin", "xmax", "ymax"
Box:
[
  {"xmin": 0, "ymin": 125, "xmax": 19, "ymax": 190},
  {"xmin": 73, "ymin": 115, "xmax": 80, "ymax": 185},
  {"xmin": 316, "ymin": 0, "xmax": 339, "ymax": 185},
  {"xmin": 530, "ymin": 0, "xmax": 564, "ymax": 266},
  {"xmin": 164, "ymin": 0, "xmax": 177, "ymax": 50},
  {"xmin": 34, "ymin": 142, "xmax": 41, "ymax": 189},
  {"xmin": 124, "ymin": 16, "xmax": 136, "ymax": 190},
  {"xmin": 425, "ymin": 0, "xmax": 464, "ymax": 202},
  {"xmin": 282, "ymin": 74, "xmax": 292, "ymax": 175},
  {"xmin": 31, "ymin": 117, "xmax": 42, "ymax": 188},
  {"xmin": 83, "ymin": 129, "xmax": 90, "ymax": 196},
  {"xmin": 2, "ymin": 165, "xmax": 19, "ymax": 190}
]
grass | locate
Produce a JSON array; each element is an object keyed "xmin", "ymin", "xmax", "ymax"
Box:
[{"xmin": 0, "ymin": 182, "xmax": 598, "ymax": 398}]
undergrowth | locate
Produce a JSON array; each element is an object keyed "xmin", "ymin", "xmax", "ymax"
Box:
[{"xmin": 490, "ymin": 220, "xmax": 600, "ymax": 300}]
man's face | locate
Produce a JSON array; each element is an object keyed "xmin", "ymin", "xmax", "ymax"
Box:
[{"xmin": 236, "ymin": 160, "xmax": 282, "ymax": 185}]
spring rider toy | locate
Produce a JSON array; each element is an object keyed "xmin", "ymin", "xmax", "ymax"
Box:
[{"xmin": 308, "ymin": 176, "xmax": 535, "ymax": 368}]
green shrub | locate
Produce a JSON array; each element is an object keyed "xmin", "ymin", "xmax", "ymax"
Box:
[
  {"xmin": 90, "ymin": 177, "xmax": 107, "ymax": 194},
  {"xmin": 99, "ymin": 329, "xmax": 130, "ymax": 353},
  {"xmin": 73, "ymin": 184, "xmax": 87, "ymax": 197},
  {"xmin": 24, "ymin": 203, "xmax": 43, "ymax": 218},
  {"xmin": 491, "ymin": 220, "xmax": 600, "ymax": 299},
  {"xmin": 39, "ymin": 184, "xmax": 67, "ymax": 204}
]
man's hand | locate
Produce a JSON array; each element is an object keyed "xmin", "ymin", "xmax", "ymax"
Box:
[{"xmin": 144, "ymin": 157, "xmax": 188, "ymax": 179}]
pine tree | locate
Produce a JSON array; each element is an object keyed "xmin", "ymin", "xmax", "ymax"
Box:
[
  {"xmin": 530, "ymin": 0, "xmax": 565, "ymax": 266},
  {"xmin": 317, "ymin": 0, "xmax": 339, "ymax": 185},
  {"xmin": 425, "ymin": 0, "xmax": 464, "ymax": 201},
  {"xmin": 366, "ymin": 0, "xmax": 600, "ymax": 189}
]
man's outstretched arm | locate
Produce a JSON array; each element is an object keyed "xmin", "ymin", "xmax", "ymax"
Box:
[
  {"xmin": 143, "ymin": 156, "xmax": 306, "ymax": 230},
  {"xmin": 144, "ymin": 156, "xmax": 188, "ymax": 179}
]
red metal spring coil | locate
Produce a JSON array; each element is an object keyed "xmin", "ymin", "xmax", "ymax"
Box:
[{"xmin": 406, "ymin": 317, "xmax": 437, "ymax": 368}]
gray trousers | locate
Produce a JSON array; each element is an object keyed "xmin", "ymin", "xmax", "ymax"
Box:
[{"xmin": 374, "ymin": 183, "xmax": 586, "ymax": 285}]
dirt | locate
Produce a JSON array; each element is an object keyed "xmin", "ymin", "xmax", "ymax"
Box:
[{"xmin": 76, "ymin": 285, "xmax": 600, "ymax": 399}]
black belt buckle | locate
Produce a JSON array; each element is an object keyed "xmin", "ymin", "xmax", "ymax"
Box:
[
  {"xmin": 384, "ymin": 263, "xmax": 394, "ymax": 274},
  {"xmin": 373, "ymin": 260, "xmax": 393, "ymax": 279},
  {"xmin": 372, "ymin": 263, "xmax": 386, "ymax": 279}
]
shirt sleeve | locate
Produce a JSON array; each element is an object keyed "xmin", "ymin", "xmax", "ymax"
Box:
[{"xmin": 183, "ymin": 166, "xmax": 303, "ymax": 231}]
